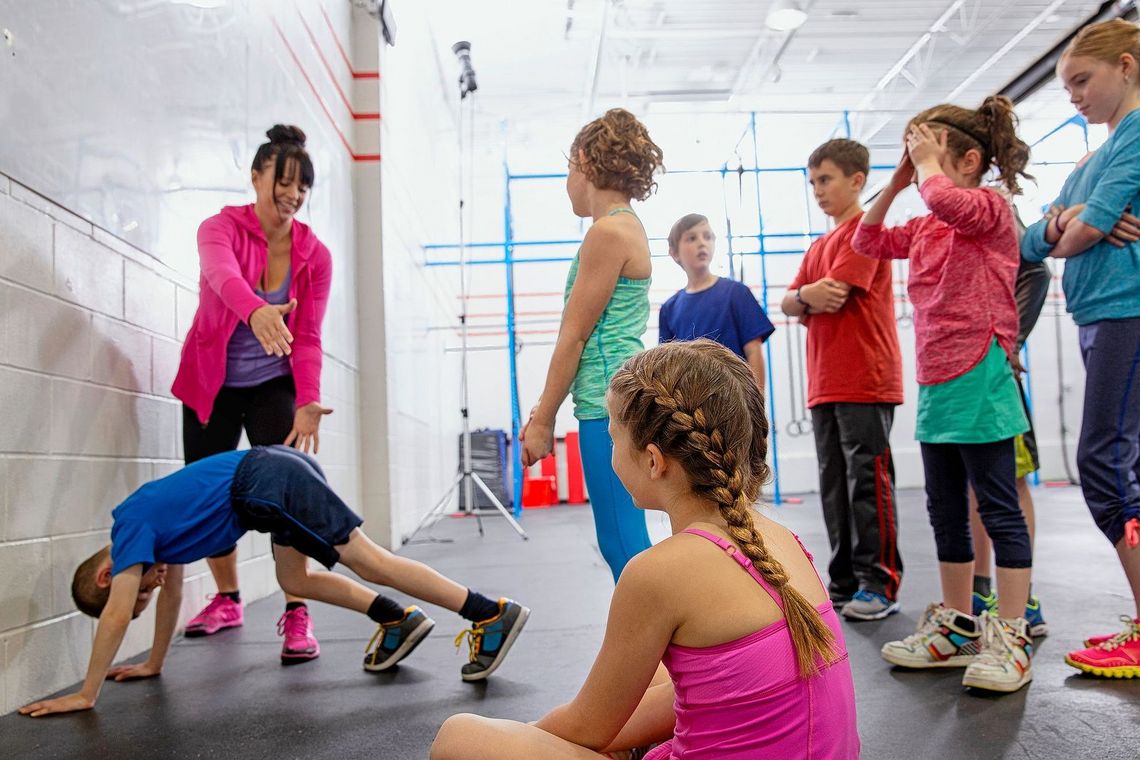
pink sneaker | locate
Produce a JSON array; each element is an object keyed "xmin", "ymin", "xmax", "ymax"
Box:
[
  {"xmin": 277, "ymin": 606, "xmax": 320, "ymax": 664},
  {"xmin": 1067, "ymin": 616, "xmax": 1140, "ymax": 678},
  {"xmin": 184, "ymin": 594, "xmax": 243, "ymax": 637},
  {"xmin": 1083, "ymin": 616, "xmax": 1140, "ymax": 647}
]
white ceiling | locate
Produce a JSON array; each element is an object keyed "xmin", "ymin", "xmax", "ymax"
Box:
[{"xmin": 425, "ymin": 0, "xmax": 1112, "ymax": 172}]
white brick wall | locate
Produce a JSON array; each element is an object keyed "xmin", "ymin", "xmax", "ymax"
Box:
[
  {"xmin": 0, "ymin": 176, "xmax": 196, "ymax": 713},
  {"xmin": 0, "ymin": 171, "xmax": 331, "ymax": 714},
  {"xmin": 375, "ymin": 10, "xmax": 464, "ymax": 546}
]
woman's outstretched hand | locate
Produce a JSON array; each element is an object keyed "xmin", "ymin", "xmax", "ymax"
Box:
[
  {"xmin": 249, "ymin": 300, "xmax": 297, "ymax": 357},
  {"xmin": 285, "ymin": 402, "xmax": 334, "ymax": 453}
]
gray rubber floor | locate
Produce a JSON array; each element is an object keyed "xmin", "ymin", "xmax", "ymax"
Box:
[{"xmin": 4, "ymin": 486, "xmax": 1139, "ymax": 758}]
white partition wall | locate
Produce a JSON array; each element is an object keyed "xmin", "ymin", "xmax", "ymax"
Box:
[{"xmin": 0, "ymin": 0, "xmax": 462, "ymax": 713}]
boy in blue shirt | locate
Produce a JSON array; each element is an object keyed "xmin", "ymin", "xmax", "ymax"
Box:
[
  {"xmin": 658, "ymin": 213, "xmax": 775, "ymax": 394},
  {"xmin": 20, "ymin": 445, "xmax": 529, "ymax": 717}
]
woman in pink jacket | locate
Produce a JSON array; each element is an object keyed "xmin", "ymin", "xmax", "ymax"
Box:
[{"xmin": 172, "ymin": 125, "xmax": 333, "ymax": 663}]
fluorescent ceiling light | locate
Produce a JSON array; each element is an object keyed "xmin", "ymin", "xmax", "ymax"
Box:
[{"xmin": 766, "ymin": 0, "xmax": 808, "ymax": 32}]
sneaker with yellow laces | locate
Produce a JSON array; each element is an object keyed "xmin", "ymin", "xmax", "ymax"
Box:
[
  {"xmin": 362, "ymin": 606, "xmax": 435, "ymax": 672},
  {"xmin": 454, "ymin": 598, "xmax": 529, "ymax": 681}
]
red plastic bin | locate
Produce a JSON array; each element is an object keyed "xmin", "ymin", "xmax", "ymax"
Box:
[{"xmin": 522, "ymin": 475, "xmax": 557, "ymax": 508}]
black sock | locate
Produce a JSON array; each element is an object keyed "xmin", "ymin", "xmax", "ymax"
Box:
[
  {"xmin": 367, "ymin": 594, "xmax": 406, "ymax": 625},
  {"xmin": 459, "ymin": 590, "xmax": 501, "ymax": 623},
  {"xmin": 220, "ymin": 591, "xmax": 241, "ymax": 604},
  {"xmin": 285, "ymin": 601, "xmax": 307, "ymax": 612},
  {"xmin": 972, "ymin": 575, "xmax": 991, "ymax": 597}
]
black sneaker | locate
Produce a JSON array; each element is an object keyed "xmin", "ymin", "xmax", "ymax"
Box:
[
  {"xmin": 454, "ymin": 598, "xmax": 530, "ymax": 681},
  {"xmin": 363, "ymin": 606, "xmax": 435, "ymax": 672}
]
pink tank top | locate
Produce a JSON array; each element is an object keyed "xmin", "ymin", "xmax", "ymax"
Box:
[{"xmin": 645, "ymin": 528, "xmax": 860, "ymax": 760}]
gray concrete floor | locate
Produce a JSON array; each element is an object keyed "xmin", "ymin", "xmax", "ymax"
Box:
[{"xmin": 4, "ymin": 486, "xmax": 1139, "ymax": 759}]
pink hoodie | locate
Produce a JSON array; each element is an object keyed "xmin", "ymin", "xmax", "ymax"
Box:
[{"xmin": 173, "ymin": 205, "xmax": 332, "ymax": 424}]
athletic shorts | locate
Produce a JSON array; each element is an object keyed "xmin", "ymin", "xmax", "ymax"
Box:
[
  {"xmin": 230, "ymin": 445, "xmax": 363, "ymax": 569},
  {"xmin": 1014, "ymin": 376, "xmax": 1040, "ymax": 479}
]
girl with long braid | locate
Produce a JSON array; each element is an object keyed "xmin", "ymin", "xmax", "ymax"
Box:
[{"xmin": 432, "ymin": 340, "xmax": 858, "ymax": 760}]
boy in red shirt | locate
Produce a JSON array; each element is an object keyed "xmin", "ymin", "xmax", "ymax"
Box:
[{"xmin": 782, "ymin": 139, "xmax": 904, "ymax": 620}]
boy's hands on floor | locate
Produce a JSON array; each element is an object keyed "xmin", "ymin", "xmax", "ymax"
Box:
[{"xmin": 18, "ymin": 692, "xmax": 95, "ymax": 718}]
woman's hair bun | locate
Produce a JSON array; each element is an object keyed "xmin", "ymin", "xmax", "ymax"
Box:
[{"xmin": 266, "ymin": 124, "xmax": 307, "ymax": 147}]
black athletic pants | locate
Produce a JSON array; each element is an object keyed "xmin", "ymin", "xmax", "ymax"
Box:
[{"xmin": 811, "ymin": 402, "xmax": 902, "ymax": 601}]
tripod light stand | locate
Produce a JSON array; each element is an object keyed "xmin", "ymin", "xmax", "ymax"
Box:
[{"xmin": 403, "ymin": 41, "xmax": 528, "ymax": 544}]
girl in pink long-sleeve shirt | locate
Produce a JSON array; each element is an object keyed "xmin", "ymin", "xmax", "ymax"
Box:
[
  {"xmin": 853, "ymin": 97, "xmax": 1036, "ymax": 695},
  {"xmin": 172, "ymin": 125, "xmax": 332, "ymax": 663}
]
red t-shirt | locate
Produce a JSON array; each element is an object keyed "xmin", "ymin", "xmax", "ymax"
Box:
[{"xmin": 789, "ymin": 214, "xmax": 903, "ymax": 407}]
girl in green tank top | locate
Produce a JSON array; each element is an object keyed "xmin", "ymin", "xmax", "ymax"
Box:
[
  {"xmin": 519, "ymin": 108, "xmax": 662, "ymax": 583},
  {"xmin": 564, "ymin": 207, "xmax": 651, "ymax": 420}
]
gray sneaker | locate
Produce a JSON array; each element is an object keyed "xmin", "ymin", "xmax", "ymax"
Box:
[
  {"xmin": 363, "ymin": 606, "xmax": 435, "ymax": 672},
  {"xmin": 842, "ymin": 589, "xmax": 900, "ymax": 621},
  {"xmin": 455, "ymin": 598, "xmax": 530, "ymax": 681}
]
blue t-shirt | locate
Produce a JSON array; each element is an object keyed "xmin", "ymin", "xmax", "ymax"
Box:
[
  {"xmin": 110, "ymin": 450, "xmax": 248, "ymax": 575},
  {"xmin": 658, "ymin": 277, "xmax": 775, "ymax": 359},
  {"xmin": 1022, "ymin": 109, "xmax": 1140, "ymax": 325}
]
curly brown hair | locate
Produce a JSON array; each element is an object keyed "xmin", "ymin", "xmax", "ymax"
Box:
[
  {"xmin": 570, "ymin": 108, "xmax": 664, "ymax": 202},
  {"xmin": 910, "ymin": 95, "xmax": 1032, "ymax": 196},
  {"xmin": 610, "ymin": 340, "xmax": 837, "ymax": 677}
]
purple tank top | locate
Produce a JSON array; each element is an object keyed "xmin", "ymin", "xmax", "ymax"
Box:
[
  {"xmin": 645, "ymin": 528, "xmax": 860, "ymax": 760},
  {"xmin": 224, "ymin": 269, "xmax": 292, "ymax": 388}
]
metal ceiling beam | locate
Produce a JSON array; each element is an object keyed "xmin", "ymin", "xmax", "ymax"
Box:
[
  {"xmin": 946, "ymin": 0, "xmax": 1069, "ymax": 101},
  {"xmin": 997, "ymin": 0, "xmax": 1139, "ymax": 103}
]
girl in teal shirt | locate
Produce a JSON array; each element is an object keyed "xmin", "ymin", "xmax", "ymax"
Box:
[
  {"xmin": 1021, "ymin": 19, "xmax": 1140, "ymax": 679},
  {"xmin": 520, "ymin": 109, "xmax": 664, "ymax": 582}
]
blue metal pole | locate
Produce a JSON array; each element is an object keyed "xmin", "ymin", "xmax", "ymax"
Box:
[
  {"xmin": 503, "ymin": 157, "xmax": 524, "ymax": 517},
  {"xmin": 750, "ymin": 111, "xmax": 782, "ymax": 505},
  {"xmin": 843, "ymin": 109, "xmax": 852, "ymax": 139}
]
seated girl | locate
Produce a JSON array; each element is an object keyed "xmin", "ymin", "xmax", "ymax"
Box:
[{"xmin": 431, "ymin": 339, "xmax": 859, "ymax": 759}]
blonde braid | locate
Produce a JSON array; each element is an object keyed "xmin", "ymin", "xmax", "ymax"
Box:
[
  {"xmin": 687, "ymin": 406, "xmax": 837, "ymax": 677},
  {"xmin": 613, "ymin": 341, "xmax": 837, "ymax": 677}
]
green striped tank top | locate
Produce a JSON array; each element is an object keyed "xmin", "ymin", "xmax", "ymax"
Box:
[{"xmin": 565, "ymin": 207, "xmax": 651, "ymax": 420}]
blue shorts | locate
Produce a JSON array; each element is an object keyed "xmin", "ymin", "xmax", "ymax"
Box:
[{"xmin": 231, "ymin": 445, "xmax": 363, "ymax": 569}]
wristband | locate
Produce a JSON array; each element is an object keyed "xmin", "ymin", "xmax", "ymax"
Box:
[
  {"xmin": 1049, "ymin": 214, "xmax": 1062, "ymax": 240},
  {"xmin": 795, "ymin": 287, "xmax": 810, "ymax": 314}
]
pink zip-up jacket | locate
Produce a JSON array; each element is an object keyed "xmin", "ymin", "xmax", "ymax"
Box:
[
  {"xmin": 173, "ymin": 205, "xmax": 332, "ymax": 424},
  {"xmin": 852, "ymin": 175, "xmax": 1019, "ymax": 386}
]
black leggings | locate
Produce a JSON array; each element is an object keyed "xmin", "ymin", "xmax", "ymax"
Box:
[
  {"xmin": 183, "ymin": 374, "xmax": 296, "ymax": 557},
  {"xmin": 920, "ymin": 438, "xmax": 1032, "ymax": 569}
]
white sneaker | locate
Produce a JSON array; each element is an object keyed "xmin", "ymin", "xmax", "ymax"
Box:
[
  {"xmin": 961, "ymin": 613, "xmax": 1033, "ymax": 693},
  {"xmin": 881, "ymin": 603, "xmax": 982, "ymax": 668}
]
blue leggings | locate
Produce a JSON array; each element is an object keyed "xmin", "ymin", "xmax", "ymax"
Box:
[
  {"xmin": 1077, "ymin": 318, "xmax": 1140, "ymax": 544},
  {"xmin": 579, "ymin": 418, "xmax": 651, "ymax": 582}
]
